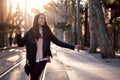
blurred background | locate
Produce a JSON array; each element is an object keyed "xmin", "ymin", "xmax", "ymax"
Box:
[{"xmin": 0, "ymin": 0, "xmax": 120, "ymax": 57}]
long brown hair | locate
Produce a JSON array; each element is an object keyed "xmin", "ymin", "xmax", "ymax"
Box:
[{"xmin": 30, "ymin": 13, "xmax": 53, "ymax": 40}]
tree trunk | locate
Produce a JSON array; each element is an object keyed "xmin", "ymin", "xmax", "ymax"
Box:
[
  {"xmin": 89, "ymin": 0, "xmax": 98, "ymax": 53},
  {"xmin": 89, "ymin": 0, "xmax": 115, "ymax": 58}
]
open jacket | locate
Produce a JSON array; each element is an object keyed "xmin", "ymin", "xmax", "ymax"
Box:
[{"xmin": 16, "ymin": 27, "xmax": 75, "ymax": 62}]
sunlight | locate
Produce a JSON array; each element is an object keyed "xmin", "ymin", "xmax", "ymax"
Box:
[
  {"xmin": 9, "ymin": 49, "xmax": 15, "ymax": 52},
  {"xmin": 8, "ymin": 0, "xmax": 86, "ymax": 14},
  {"xmin": 27, "ymin": 0, "xmax": 58, "ymax": 13},
  {"xmin": 81, "ymin": 0, "xmax": 88, "ymax": 5},
  {"xmin": 7, "ymin": 0, "xmax": 58, "ymax": 14},
  {"xmin": 6, "ymin": 55, "xmax": 19, "ymax": 61}
]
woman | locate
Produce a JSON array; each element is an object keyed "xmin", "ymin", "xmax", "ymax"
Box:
[{"xmin": 16, "ymin": 13, "xmax": 81, "ymax": 80}]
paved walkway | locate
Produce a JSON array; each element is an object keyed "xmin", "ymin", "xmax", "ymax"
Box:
[{"xmin": 45, "ymin": 45, "xmax": 120, "ymax": 80}]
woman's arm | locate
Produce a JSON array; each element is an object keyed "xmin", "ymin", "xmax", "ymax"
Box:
[
  {"xmin": 49, "ymin": 27, "xmax": 82, "ymax": 50},
  {"xmin": 16, "ymin": 33, "xmax": 28, "ymax": 47},
  {"xmin": 51, "ymin": 35, "xmax": 75, "ymax": 50},
  {"xmin": 15, "ymin": 27, "xmax": 28, "ymax": 47}
]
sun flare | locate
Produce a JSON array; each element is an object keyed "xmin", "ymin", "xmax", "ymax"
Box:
[{"xmin": 7, "ymin": 0, "xmax": 58, "ymax": 14}]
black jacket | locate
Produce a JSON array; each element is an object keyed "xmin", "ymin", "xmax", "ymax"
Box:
[{"xmin": 16, "ymin": 28, "xmax": 75, "ymax": 62}]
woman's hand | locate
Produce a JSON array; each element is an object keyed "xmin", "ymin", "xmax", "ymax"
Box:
[
  {"xmin": 16, "ymin": 26, "xmax": 22, "ymax": 35},
  {"xmin": 75, "ymin": 45, "xmax": 82, "ymax": 49}
]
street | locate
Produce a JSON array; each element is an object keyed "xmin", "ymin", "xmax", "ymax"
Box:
[
  {"xmin": 0, "ymin": 45, "xmax": 120, "ymax": 80},
  {"xmin": 0, "ymin": 47, "xmax": 29, "ymax": 80},
  {"xmin": 45, "ymin": 44, "xmax": 120, "ymax": 80}
]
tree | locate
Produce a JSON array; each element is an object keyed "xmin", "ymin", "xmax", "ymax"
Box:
[
  {"xmin": 7, "ymin": 1, "xmax": 24, "ymax": 26},
  {"xmin": 89, "ymin": 0, "xmax": 98, "ymax": 53},
  {"xmin": 89, "ymin": 0, "xmax": 115, "ymax": 58},
  {"xmin": 43, "ymin": 1, "xmax": 57, "ymax": 28}
]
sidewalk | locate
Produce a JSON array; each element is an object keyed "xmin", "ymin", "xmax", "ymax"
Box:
[
  {"xmin": 45, "ymin": 45, "xmax": 120, "ymax": 80},
  {"xmin": 45, "ymin": 47, "xmax": 70, "ymax": 80}
]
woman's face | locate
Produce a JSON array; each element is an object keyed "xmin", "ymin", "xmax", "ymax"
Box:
[{"xmin": 38, "ymin": 14, "xmax": 45, "ymax": 26}]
